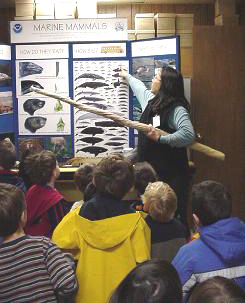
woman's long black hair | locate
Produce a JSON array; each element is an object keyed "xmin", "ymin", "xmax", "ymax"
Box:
[{"xmin": 152, "ymin": 66, "xmax": 190, "ymax": 114}]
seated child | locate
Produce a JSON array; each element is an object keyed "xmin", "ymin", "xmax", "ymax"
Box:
[
  {"xmin": 18, "ymin": 141, "xmax": 43, "ymax": 190},
  {"xmin": 172, "ymin": 180, "xmax": 245, "ymax": 301},
  {"xmin": 0, "ymin": 138, "xmax": 26, "ymax": 192},
  {"xmin": 70, "ymin": 163, "xmax": 96, "ymax": 211},
  {"xmin": 52, "ymin": 156, "xmax": 151, "ymax": 303},
  {"xmin": 79, "ymin": 155, "xmax": 136, "ymax": 220},
  {"xmin": 0, "ymin": 183, "xmax": 77, "ymax": 303},
  {"xmin": 188, "ymin": 276, "xmax": 245, "ymax": 303},
  {"xmin": 24, "ymin": 150, "xmax": 69, "ymax": 238},
  {"xmin": 142, "ymin": 181, "xmax": 186, "ymax": 262},
  {"xmin": 109, "ymin": 259, "xmax": 182, "ymax": 303},
  {"xmin": 133, "ymin": 161, "xmax": 158, "ymax": 210}
]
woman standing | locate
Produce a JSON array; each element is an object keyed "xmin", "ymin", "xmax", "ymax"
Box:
[{"xmin": 120, "ymin": 67, "xmax": 195, "ymax": 231}]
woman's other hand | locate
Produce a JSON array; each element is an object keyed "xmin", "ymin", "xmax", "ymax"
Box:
[
  {"xmin": 146, "ymin": 125, "xmax": 160, "ymax": 142},
  {"xmin": 119, "ymin": 70, "xmax": 128, "ymax": 78}
]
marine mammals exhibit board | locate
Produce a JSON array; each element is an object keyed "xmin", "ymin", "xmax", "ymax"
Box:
[{"xmin": 10, "ymin": 19, "xmax": 179, "ymax": 160}]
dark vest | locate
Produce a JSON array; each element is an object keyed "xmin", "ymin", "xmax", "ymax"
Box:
[{"xmin": 137, "ymin": 99, "xmax": 189, "ymax": 178}]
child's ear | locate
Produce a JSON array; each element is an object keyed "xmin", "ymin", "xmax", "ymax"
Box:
[
  {"xmin": 53, "ymin": 165, "xmax": 60, "ymax": 180},
  {"xmin": 143, "ymin": 202, "xmax": 149, "ymax": 213},
  {"xmin": 20, "ymin": 209, "xmax": 27, "ymax": 227},
  {"xmin": 192, "ymin": 214, "xmax": 200, "ymax": 228}
]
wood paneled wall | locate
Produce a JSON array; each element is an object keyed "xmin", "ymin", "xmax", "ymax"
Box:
[
  {"xmin": 192, "ymin": 26, "xmax": 245, "ymax": 219},
  {"xmin": 0, "ymin": 8, "xmax": 15, "ymax": 44}
]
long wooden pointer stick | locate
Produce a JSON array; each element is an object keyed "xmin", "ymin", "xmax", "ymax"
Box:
[{"xmin": 30, "ymin": 86, "xmax": 225, "ymax": 161}]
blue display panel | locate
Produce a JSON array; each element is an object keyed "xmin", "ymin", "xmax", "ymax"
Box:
[
  {"xmin": 10, "ymin": 36, "xmax": 180, "ymax": 161},
  {"xmin": 0, "ymin": 45, "xmax": 14, "ymax": 135}
]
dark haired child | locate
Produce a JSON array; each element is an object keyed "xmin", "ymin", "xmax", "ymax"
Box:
[
  {"xmin": 189, "ymin": 276, "xmax": 245, "ymax": 303},
  {"xmin": 0, "ymin": 138, "xmax": 26, "ymax": 192},
  {"xmin": 133, "ymin": 161, "xmax": 158, "ymax": 211},
  {"xmin": 53, "ymin": 156, "xmax": 150, "ymax": 303},
  {"xmin": 70, "ymin": 163, "xmax": 96, "ymax": 211},
  {"xmin": 172, "ymin": 180, "xmax": 245, "ymax": 301},
  {"xmin": 18, "ymin": 141, "xmax": 43, "ymax": 190},
  {"xmin": 109, "ymin": 259, "xmax": 182, "ymax": 303},
  {"xmin": 24, "ymin": 150, "xmax": 69, "ymax": 238},
  {"xmin": 0, "ymin": 183, "xmax": 77, "ymax": 303},
  {"xmin": 142, "ymin": 181, "xmax": 186, "ymax": 261}
]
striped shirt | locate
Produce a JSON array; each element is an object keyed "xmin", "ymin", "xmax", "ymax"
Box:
[{"xmin": 0, "ymin": 235, "xmax": 77, "ymax": 303}]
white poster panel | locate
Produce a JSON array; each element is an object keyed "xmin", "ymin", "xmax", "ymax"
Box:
[
  {"xmin": 18, "ymin": 96, "xmax": 70, "ymax": 116},
  {"xmin": 16, "ymin": 44, "xmax": 69, "ymax": 60},
  {"xmin": 10, "ymin": 19, "xmax": 127, "ymax": 43},
  {"xmin": 18, "ymin": 112, "xmax": 71, "ymax": 135},
  {"xmin": 73, "ymin": 60, "xmax": 129, "ymax": 157},
  {"xmin": 16, "ymin": 59, "xmax": 69, "ymax": 97},
  {"xmin": 0, "ymin": 45, "xmax": 11, "ymax": 60},
  {"xmin": 131, "ymin": 37, "xmax": 177, "ymax": 57},
  {"xmin": 73, "ymin": 42, "xmax": 127, "ymax": 59},
  {"xmin": 16, "ymin": 58, "xmax": 71, "ymax": 135},
  {"xmin": 0, "ymin": 91, "xmax": 13, "ymax": 115}
]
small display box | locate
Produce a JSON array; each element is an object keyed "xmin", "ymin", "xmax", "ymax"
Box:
[
  {"xmin": 135, "ymin": 13, "xmax": 155, "ymax": 31},
  {"xmin": 177, "ymin": 30, "xmax": 192, "ymax": 47},
  {"xmin": 215, "ymin": 0, "xmax": 236, "ymax": 17},
  {"xmin": 176, "ymin": 14, "xmax": 194, "ymax": 31},
  {"xmin": 155, "ymin": 13, "xmax": 176, "ymax": 31},
  {"xmin": 135, "ymin": 30, "xmax": 155, "ymax": 40},
  {"xmin": 15, "ymin": 0, "xmax": 35, "ymax": 20},
  {"xmin": 156, "ymin": 30, "xmax": 175, "ymax": 38},
  {"xmin": 35, "ymin": 0, "xmax": 55, "ymax": 19},
  {"xmin": 128, "ymin": 30, "xmax": 136, "ymax": 41},
  {"xmin": 55, "ymin": 1, "xmax": 76, "ymax": 19},
  {"xmin": 215, "ymin": 15, "xmax": 239, "ymax": 26}
]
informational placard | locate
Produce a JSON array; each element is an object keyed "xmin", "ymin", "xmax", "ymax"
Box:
[
  {"xmin": 0, "ymin": 45, "xmax": 11, "ymax": 60},
  {"xmin": 15, "ymin": 44, "xmax": 71, "ymax": 135},
  {"xmin": 131, "ymin": 37, "xmax": 177, "ymax": 57},
  {"xmin": 16, "ymin": 44, "xmax": 69, "ymax": 60},
  {"xmin": 10, "ymin": 19, "xmax": 128, "ymax": 44},
  {"xmin": 73, "ymin": 42, "xmax": 127, "ymax": 59},
  {"xmin": 73, "ymin": 60, "xmax": 129, "ymax": 157}
]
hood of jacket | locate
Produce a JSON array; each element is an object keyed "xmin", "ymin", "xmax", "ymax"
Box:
[
  {"xmin": 74, "ymin": 211, "xmax": 144, "ymax": 250},
  {"xmin": 200, "ymin": 217, "xmax": 245, "ymax": 265}
]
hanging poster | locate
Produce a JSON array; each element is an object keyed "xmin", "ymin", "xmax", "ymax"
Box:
[
  {"xmin": 0, "ymin": 91, "xmax": 13, "ymax": 115},
  {"xmin": 131, "ymin": 37, "xmax": 179, "ymax": 124},
  {"xmin": 15, "ymin": 44, "xmax": 70, "ymax": 135},
  {"xmin": 10, "ymin": 19, "xmax": 128, "ymax": 44},
  {"xmin": 73, "ymin": 60, "xmax": 129, "ymax": 157}
]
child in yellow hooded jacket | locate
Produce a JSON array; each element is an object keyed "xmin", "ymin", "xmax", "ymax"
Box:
[{"xmin": 52, "ymin": 156, "xmax": 151, "ymax": 303}]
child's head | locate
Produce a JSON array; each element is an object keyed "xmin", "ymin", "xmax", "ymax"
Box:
[
  {"xmin": 109, "ymin": 259, "xmax": 182, "ymax": 303},
  {"xmin": 134, "ymin": 162, "xmax": 158, "ymax": 196},
  {"xmin": 74, "ymin": 163, "xmax": 96, "ymax": 193},
  {"xmin": 94, "ymin": 156, "xmax": 134, "ymax": 200},
  {"xmin": 24, "ymin": 150, "xmax": 59, "ymax": 185},
  {"xmin": 0, "ymin": 183, "xmax": 26, "ymax": 237},
  {"xmin": 189, "ymin": 276, "xmax": 245, "ymax": 303},
  {"xmin": 0, "ymin": 138, "xmax": 17, "ymax": 170},
  {"xmin": 142, "ymin": 181, "xmax": 177, "ymax": 223},
  {"xmin": 192, "ymin": 180, "xmax": 232, "ymax": 226}
]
